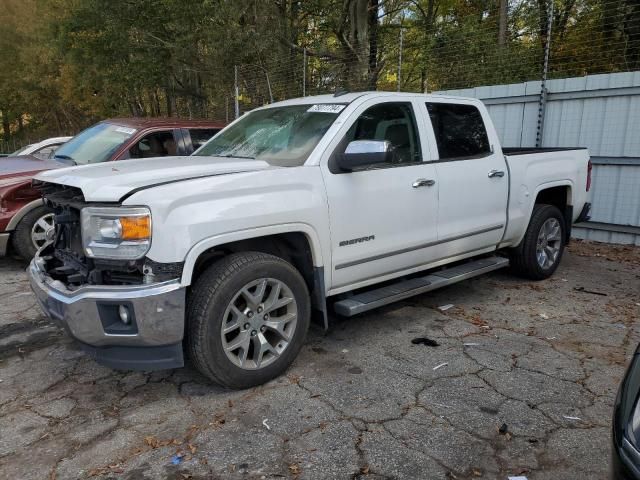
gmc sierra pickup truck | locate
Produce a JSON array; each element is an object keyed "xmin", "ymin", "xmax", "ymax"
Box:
[{"xmin": 28, "ymin": 92, "xmax": 592, "ymax": 389}]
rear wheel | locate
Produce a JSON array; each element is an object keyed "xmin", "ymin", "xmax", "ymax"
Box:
[
  {"xmin": 11, "ymin": 206, "xmax": 55, "ymax": 260},
  {"xmin": 509, "ymin": 204, "xmax": 565, "ymax": 280},
  {"xmin": 186, "ymin": 252, "xmax": 310, "ymax": 389}
]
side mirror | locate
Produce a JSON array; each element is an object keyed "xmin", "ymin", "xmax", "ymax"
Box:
[{"xmin": 337, "ymin": 140, "xmax": 394, "ymax": 172}]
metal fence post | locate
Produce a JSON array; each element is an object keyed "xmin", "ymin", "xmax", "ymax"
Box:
[
  {"xmin": 234, "ymin": 65, "xmax": 240, "ymax": 119},
  {"xmin": 302, "ymin": 48, "xmax": 307, "ymax": 97},
  {"xmin": 536, "ymin": 0, "xmax": 554, "ymax": 148},
  {"xmin": 397, "ymin": 26, "xmax": 404, "ymax": 92}
]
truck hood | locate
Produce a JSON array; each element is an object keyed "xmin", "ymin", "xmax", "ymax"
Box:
[
  {"xmin": 34, "ymin": 155, "xmax": 274, "ymax": 202},
  {"xmin": 0, "ymin": 155, "xmax": 64, "ymax": 180}
]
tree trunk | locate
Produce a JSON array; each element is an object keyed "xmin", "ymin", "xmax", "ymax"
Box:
[
  {"xmin": 1, "ymin": 110, "xmax": 10, "ymax": 141},
  {"xmin": 342, "ymin": 0, "xmax": 370, "ymax": 89},
  {"xmin": 165, "ymin": 88, "xmax": 174, "ymax": 117},
  {"xmin": 498, "ymin": 0, "xmax": 508, "ymax": 46}
]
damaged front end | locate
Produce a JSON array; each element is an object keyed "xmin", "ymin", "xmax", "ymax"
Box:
[
  {"xmin": 37, "ymin": 182, "xmax": 182, "ymax": 287},
  {"xmin": 28, "ymin": 181, "xmax": 186, "ymax": 371}
]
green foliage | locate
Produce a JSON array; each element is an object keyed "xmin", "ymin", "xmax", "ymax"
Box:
[{"xmin": 0, "ymin": 0, "xmax": 637, "ymax": 146}]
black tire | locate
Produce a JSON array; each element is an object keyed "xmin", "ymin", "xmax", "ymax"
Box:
[
  {"xmin": 509, "ymin": 204, "xmax": 566, "ymax": 280},
  {"xmin": 11, "ymin": 206, "xmax": 54, "ymax": 260},
  {"xmin": 186, "ymin": 252, "xmax": 310, "ymax": 389}
]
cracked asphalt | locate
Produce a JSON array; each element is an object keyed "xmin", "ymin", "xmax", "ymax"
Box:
[{"xmin": 0, "ymin": 241, "xmax": 638, "ymax": 480}]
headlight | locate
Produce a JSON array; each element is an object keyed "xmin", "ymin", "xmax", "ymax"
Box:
[{"xmin": 81, "ymin": 206, "xmax": 151, "ymax": 259}]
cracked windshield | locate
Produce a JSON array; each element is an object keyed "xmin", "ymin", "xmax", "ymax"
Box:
[{"xmin": 194, "ymin": 104, "xmax": 344, "ymax": 167}]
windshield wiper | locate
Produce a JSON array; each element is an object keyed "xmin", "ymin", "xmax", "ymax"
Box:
[
  {"xmin": 53, "ymin": 154, "xmax": 77, "ymax": 166},
  {"xmin": 217, "ymin": 154, "xmax": 256, "ymax": 160}
]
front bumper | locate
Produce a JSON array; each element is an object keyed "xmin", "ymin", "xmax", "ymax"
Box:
[
  {"xmin": 28, "ymin": 256, "xmax": 186, "ymax": 370},
  {"xmin": 0, "ymin": 232, "xmax": 9, "ymax": 256}
]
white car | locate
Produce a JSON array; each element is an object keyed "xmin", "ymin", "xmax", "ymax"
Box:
[
  {"xmin": 12, "ymin": 136, "xmax": 72, "ymax": 159},
  {"xmin": 29, "ymin": 92, "xmax": 592, "ymax": 389}
]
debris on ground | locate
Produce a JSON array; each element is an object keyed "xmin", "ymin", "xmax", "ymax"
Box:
[
  {"xmin": 463, "ymin": 343, "xmax": 479, "ymax": 346},
  {"xmin": 288, "ymin": 463, "xmax": 301, "ymax": 474},
  {"xmin": 262, "ymin": 419, "xmax": 271, "ymax": 430},
  {"xmin": 209, "ymin": 413, "xmax": 225, "ymax": 429},
  {"xmin": 568, "ymin": 239, "xmax": 640, "ymax": 266},
  {"xmin": 171, "ymin": 453, "xmax": 184, "ymax": 465},
  {"xmin": 438, "ymin": 304, "xmax": 454, "ymax": 311},
  {"xmin": 411, "ymin": 337, "xmax": 440, "ymax": 347},
  {"xmin": 433, "ymin": 362, "xmax": 448, "ymax": 371},
  {"xmin": 498, "ymin": 423, "xmax": 508, "ymax": 434},
  {"xmin": 562, "ymin": 415, "xmax": 582, "ymax": 421},
  {"xmin": 507, "ymin": 476, "xmax": 528, "ymax": 480},
  {"xmin": 574, "ymin": 286, "xmax": 607, "ymax": 296},
  {"xmin": 539, "ymin": 313, "xmax": 549, "ymax": 319}
]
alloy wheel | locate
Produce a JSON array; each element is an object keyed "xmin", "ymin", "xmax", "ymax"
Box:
[
  {"xmin": 536, "ymin": 217, "xmax": 562, "ymax": 269},
  {"xmin": 220, "ymin": 278, "xmax": 298, "ymax": 370},
  {"xmin": 30, "ymin": 213, "xmax": 55, "ymax": 250}
]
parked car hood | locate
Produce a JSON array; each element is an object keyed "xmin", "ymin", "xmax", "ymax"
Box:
[
  {"xmin": 34, "ymin": 155, "xmax": 274, "ymax": 202},
  {"xmin": 0, "ymin": 155, "xmax": 64, "ymax": 180}
]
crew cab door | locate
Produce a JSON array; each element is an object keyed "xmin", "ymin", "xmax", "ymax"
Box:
[
  {"xmin": 321, "ymin": 99, "xmax": 439, "ymax": 291},
  {"xmin": 421, "ymin": 101, "xmax": 508, "ymax": 254}
]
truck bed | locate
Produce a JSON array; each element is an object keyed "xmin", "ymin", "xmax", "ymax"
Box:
[{"xmin": 503, "ymin": 147, "xmax": 588, "ymax": 156}]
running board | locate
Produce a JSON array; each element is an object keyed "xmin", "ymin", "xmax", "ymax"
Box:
[{"xmin": 333, "ymin": 256, "xmax": 509, "ymax": 317}]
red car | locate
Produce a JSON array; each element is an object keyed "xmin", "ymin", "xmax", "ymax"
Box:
[{"xmin": 0, "ymin": 117, "xmax": 224, "ymax": 259}]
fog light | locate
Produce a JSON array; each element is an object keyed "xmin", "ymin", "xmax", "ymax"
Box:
[{"xmin": 118, "ymin": 305, "xmax": 131, "ymax": 324}]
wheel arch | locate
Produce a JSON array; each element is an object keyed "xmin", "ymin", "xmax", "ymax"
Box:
[
  {"xmin": 181, "ymin": 224, "xmax": 324, "ymax": 285},
  {"xmin": 181, "ymin": 224, "xmax": 328, "ymax": 329},
  {"xmin": 6, "ymin": 198, "xmax": 45, "ymax": 231},
  {"xmin": 532, "ymin": 182, "xmax": 574, "ymax": 242}
]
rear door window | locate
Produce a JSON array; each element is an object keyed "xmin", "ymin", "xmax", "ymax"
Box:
[
  {"xmin": 189, "ymin": 128, "xmax": 220, "ymax": 151},
  {"xmin": 426, "ymin": 103, "xmax": 490, "ymax": 160}
]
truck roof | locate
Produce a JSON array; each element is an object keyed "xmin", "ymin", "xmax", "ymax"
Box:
[
  {"xmin": 104, "ymin": 117, "xmax": 226, "ymax": 129},
  {"xmin": 267, "ymin": 91, "xmax": 480, "ymax": 108}
]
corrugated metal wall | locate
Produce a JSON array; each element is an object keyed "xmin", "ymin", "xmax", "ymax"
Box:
[{"xmin": 436, "ymin": 71, "xmax": 640, "ymax": 245}]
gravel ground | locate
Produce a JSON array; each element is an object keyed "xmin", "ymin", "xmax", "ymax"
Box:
[{"xmin": 0, "ymin": 240, "xmax": 638, "ymax": 480}]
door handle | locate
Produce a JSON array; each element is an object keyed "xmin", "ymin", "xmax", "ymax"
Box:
[
  {"xmin": 488, "ymin": 169, "xmax": 505, "ymax": 178},
  {"xmin": 412, "ymin": 178, "xmax": 436, "ymax": 188}
]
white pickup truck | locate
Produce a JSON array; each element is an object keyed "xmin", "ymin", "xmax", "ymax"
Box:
[{"xmin": 29, "ymin": 92, "xmax": 591, "ymax": 388}]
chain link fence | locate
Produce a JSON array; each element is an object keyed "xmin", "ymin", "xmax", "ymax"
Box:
[{"xmin": 229, "ymin": 0, "xmax": 638, "ymax": 117}]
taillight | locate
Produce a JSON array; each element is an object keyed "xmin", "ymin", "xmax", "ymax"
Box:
[{"xmin": 586, "ymin": 159, "xmax": 592, "ymax": 192}]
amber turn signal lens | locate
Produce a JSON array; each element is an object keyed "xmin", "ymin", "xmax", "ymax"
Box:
[{"xmin": 120, "ymin": 216, "xmax": 151, "ymax": 240}]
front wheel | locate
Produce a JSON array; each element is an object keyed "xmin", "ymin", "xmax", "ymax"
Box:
[
  {"xmin": 186, "ymin": 252, "xmax": 310, "ymax": 389},
  {"xmin": 509, "ymin": 204, "xmax": 566, "ymax": 280},
  {"xmin": 11, "ymin": 206, "xmax": 55, "ymax": 260}
]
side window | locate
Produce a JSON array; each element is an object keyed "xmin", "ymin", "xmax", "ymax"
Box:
[
  {"xmin": 129, "ymin": 131, "xmax": 177, "ymax": 159},
  {"xmin": 343, "ymin": 102, "xmax": 422, "ymax": 165},
  {"xmin": 426, "ymin": 103, "xmax": 490, "ymax": 160},
  {"xmin": 189, "ymin": 128, "xmax": 219, "ymax": 150}
]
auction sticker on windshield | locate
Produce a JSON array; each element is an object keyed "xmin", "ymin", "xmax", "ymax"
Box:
[
  {"xmin": 115, "ymin": 127, "xmax": 137, "ymax": 135},
  {"xmin": 307, "ymin": 104, "xmax": 346, "ymax": 113}
]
